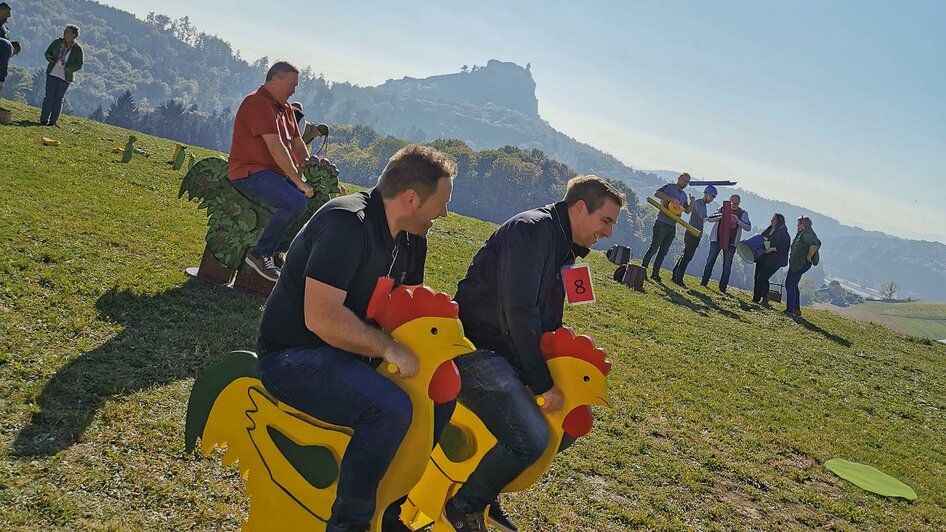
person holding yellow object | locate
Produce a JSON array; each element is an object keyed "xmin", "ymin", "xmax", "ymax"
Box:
[
  {"xmin": 641, "ymin": 173, "xmax": 694, "ymax": 282},
  {"xmin": 255, "ymin": 145, "xmax": 457, "ymax": 532},
  {"xmin": 443, "ymin": 176, "xmax": 625, "ymax": 532}
]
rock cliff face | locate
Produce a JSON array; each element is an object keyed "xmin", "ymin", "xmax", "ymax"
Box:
[{"xmin": 380, "ymin": 60, "xmax": 539, "ymax": 117}]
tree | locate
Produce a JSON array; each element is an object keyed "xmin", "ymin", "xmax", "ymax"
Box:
[
  {"xmin": 106, "ymin": 90, "xmax": 140, "ymax": 129},
  {"xmin": 460, "ymin": 65, "xmax": 469, "ymax": 73},
  {"xmin": 880, "ymin": 280, "xmax": 899, "ymax": 300},
  {"xmin": 89, "ymin": 105, "xmax": 106, "ymax": 122}
]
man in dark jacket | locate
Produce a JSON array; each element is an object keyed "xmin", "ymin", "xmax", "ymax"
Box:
[
  {"xmin": 0, "ymin": 2, "xmax": 18, "ymax": 93},
  {"xmin": 442, "ymin": 175, "xmax": 625, "ymax": 532}
]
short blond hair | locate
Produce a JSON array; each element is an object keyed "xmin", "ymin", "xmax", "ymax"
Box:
[{"xmin": 563, "ymin": 175, "xmax": 626, "ymax": 212}]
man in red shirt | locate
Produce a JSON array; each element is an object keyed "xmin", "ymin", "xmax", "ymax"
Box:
[{"xmin": 229, "ymin": 61, "xmax": 314, "ymax": 281}]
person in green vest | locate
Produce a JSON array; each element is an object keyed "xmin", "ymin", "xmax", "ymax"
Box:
[
  {"xmin": 784, "ymin": 215, "xmax": 821, "ymax": 317},
  {"xmin": 40, "ymin": 24, "xmax": 83, "ymax": 126}
]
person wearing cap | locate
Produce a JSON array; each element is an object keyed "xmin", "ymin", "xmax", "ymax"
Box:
[
  {"xmin": 641, "ymin": 173, "xmax": 694, "ymax": 282},
  {"xmin": 671, "ymin": 185, "xmax": 717, "ymax": 287}
]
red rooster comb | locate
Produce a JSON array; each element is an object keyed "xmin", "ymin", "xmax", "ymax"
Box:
[
  {"xmin": 366, "ymin": 279, "xmax": 459, "ymax": 332},
  {"xmin": 540, "ymin": 327, "xmax": 611, "ymax": 376}
]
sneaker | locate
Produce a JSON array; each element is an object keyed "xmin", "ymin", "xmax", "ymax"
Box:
[
  {"xmin": 671, "ymin": 278, "xmax": 686, "ymax": 288},
  {"xmin": 442, "ymin": 498, "xmax": 486, "ymax": 532},
  {"xmin": 487, "ymin": 497, "xmax": 518, "ymax": 532},
  {"xmin": 244, "ymin": 253, "xmax": 280, "ymax": 282}
]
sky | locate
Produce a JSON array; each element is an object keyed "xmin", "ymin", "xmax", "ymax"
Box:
[{"xmin": 108, "ymin": 0, "xmax": 946, "ymax": 243}]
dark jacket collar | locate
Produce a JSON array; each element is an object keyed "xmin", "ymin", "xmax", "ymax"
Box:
[{"xmin": 552, "ymin": 201, "xmax": 590, "ymax": 259}]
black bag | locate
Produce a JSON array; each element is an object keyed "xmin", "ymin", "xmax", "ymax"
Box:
[{"xmin": 606, "ymin": 244, "xmax": 630, "ymax": 265}]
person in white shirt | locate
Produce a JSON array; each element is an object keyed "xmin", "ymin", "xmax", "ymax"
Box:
[{"xmin": 40, "ymin": 24, "xmax": 83, "ymax": 126}]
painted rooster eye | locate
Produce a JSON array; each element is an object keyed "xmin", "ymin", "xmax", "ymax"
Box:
[
  {"xmin": 430, "ymin": 327, "xmax": 438, "ymax": 335},
  {"xmin": 583, "ymin": 375, "xmax": 590, "ymax": 382}
]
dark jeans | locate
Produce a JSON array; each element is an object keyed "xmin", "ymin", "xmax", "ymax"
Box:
[
  {"xmin": 0, "ymin": 38, "xmax": 11, "ymax": 82},
  {"xmin": 753, "ymin": 260, "xmax": 781, "ymax": 302},
  {"xmin": 641, "ymin": 221, "xmax": 676, "ymax": 274},
  {"xmin": 231, "ymin": 169, "xmax": 308, "ymax": 257},
  {"xmin": 258, "ymin": 345, "xmax": 455, "ymax": 531},
  {"xmin": 785, "ymin": 263, "xmax": 812, "ymax": 312},
  {"xmin": 671, "ymin": 232, "xmax": 701, "ymax": 282},
  {"xmin": 701, "ymin": 240, "xmax": 737, "ymax": 290},
  {"xmin": 40, "ymin": 75, "xmax": 71, "ymax": 125},
  {"xmin": 451, "ymin": 350, "xmax": 550, "ymax": 514}
]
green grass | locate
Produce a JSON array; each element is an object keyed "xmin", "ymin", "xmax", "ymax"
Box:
[
  {"xmin": 2, "ymin": 100, "xmax": 945, "ymax": 530},
  {"xmin": 852, "ymin": 302, "xmax": 946, "ymax": 341}
]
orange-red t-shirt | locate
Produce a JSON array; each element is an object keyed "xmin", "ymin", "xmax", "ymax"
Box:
[{"xmin": 228, "ymin": 85, "xmax": 301, "ymax": 180}]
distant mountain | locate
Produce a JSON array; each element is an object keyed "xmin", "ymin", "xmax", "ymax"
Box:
[{"xmin": 7, "ymin": 0, "xmax": 944, "ymax": 300}]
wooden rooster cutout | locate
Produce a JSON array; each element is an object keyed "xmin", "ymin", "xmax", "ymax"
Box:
[
  {"xmin": 184, "ymin": 284, "xmax": 474, "ymax": 531},
  {"xmin": 403, "ymin": 327, "xmax": 612, "ymax": 530}
]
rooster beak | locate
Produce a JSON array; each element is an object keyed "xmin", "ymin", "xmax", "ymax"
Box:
[
  {"xmin": 594, "ymin": 395, "xmax": 612, "ymax": 409},
  {"xmin": 453, "ymin": 337, "xmax": 476, "ymax": 355}
]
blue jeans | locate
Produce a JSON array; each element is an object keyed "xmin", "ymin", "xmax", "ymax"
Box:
[
  {"xmin": 451, "ymin": 350, "xmax": 550, "ymax": 514},
  {"xmin": 701, "ymin": 240, "xmax": 737, "ymax": 290},
  {"xmin": 641, "ymin": 221, "xmax": 676, "ymax": 274},
  {"xmin": 230, "ymin": 170, "xmax": 308, "ymax": 257},
  {"xmin": 0, "ymin": 38, "xmax": 12, "ymax": 83},
  {"xmin": 259, "ymin": 345, "xmax": 455, "ymax": 531},
  {"xmin": 41, "ymin": 75, "xmax": 70, "ymax": 125},
  {"xmin": 784, "ymin": 262, "xmax": 811, "ymax": 312}
]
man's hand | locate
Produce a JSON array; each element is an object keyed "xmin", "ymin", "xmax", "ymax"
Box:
[
  {"xmin": 538, "ymin": 386, "xmax": 564, "ymax": 413},
  {"xmin": 382, "ymin": 342, "xmax": 420, "ymax": 379},
  {"xmin": 688, "ymin": 193, "xmax": 695, "ymax": 203},
  {"xmin": 298, "ymin": 182, "xmax": 314, "ymax": 198},
  {"xmin": 766, "ymin": 247, "xmax": 777, "ymax": 253}
]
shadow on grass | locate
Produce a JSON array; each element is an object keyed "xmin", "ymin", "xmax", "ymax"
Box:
[
  {"xmin": 12, "ymin": 278, "xmax": 261, "ymax": 457},
  {"xmin": 793, "ymin": 316, "xmax": 852, "ymax": 348},
  {"xmin": 687, "ymin": 289, "xmax": 748, "ymax": 322},
  {"xmin": 8, "ymin": 119, "xmax": 45, "ymax": 127},
  {"xmin": 655, "ymin": 282, "xmax": 709, "ymax": 317}
]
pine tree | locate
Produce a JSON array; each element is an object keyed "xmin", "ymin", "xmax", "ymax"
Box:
[
  {"xmin": 106, "ymin": 90, "xmax": 140, "ymax": 129},
  {"xmin": 89, "ymin": 105, "xmax": 106, "ymax": 122}
]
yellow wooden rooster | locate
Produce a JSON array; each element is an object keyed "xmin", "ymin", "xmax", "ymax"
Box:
[
  {"xmin": 402, "ymin": 327, "xmax": 612, "ymax": 530},
  {"xmin": 184, "ymin": 285, "xmax": 475, "ymax": 531}
]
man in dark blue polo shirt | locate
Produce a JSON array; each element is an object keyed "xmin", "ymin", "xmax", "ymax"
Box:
[
  {"xmin": 442, "ymin": 176, "xmax": 625, "ymax": 532},
  {"xmin": 256, "ymin": 144, "xmax": 456, "ymax": 532}
]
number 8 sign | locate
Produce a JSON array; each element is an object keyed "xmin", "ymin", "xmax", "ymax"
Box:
[{"xmin": 561, "ymin": 264, "xmax": 596, "ymax": 305}]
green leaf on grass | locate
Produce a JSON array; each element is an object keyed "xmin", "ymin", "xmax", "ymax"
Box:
[{"xmin": 825, "ymin": 459, "xmax": 917, "ymax": 500}]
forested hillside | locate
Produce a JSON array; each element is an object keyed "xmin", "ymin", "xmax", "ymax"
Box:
[{"xmin": 4, "ymin": 0, "xmax": 945, "ymax": 300}]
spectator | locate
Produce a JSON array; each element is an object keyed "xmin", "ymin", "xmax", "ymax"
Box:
[
  {"xmin": 228, "ymin": 61, "xmax": 314, "ymax": 282},
  {"xmin": 40, "ymin": 24, "xmax": 83, "ymax": 127},
  {"xmin": 752, "ymin": 213, "xmax": 790, "ymax": 304},
  {"xmin": 671, "ymin": 184, "xmax": 717, "ymax": 287},
  {"xmin": 700, "ymin": 194, "xmax": 751, "ymax": 293},
  {"xmin": 785, "ymin": 215, "xmax": 821, "ymax": 317},
  {"xmin": 641, "ymin": 173, "xmax": 694, "ymax": 282},
  {"xmin": 0, "ymin": 2, "xmax": 19, "ymax": 94}
]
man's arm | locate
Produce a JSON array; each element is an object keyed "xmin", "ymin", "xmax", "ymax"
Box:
[
  {"xmin": 737, "ymin": 211, "xmax": 751, "ymax": 230},
  {"xmin": 261, "ymin": 134, "xmax": 313, "ymax": 197},
  {"xmin": 497, "ymin": 223, "xmax": 558, "ymax": 401},
  {"xmin": 684, "ymin": 193, "xmax": 695, "ymax": 214},
  {"xmin": 654, "ymin": 190, "xmax": 673, "ymax": 203},
  {"xmin": 304, "ymin": 278, "xmax": 419, "ymax": 377},
  {"xmin": 806, "ymin": 244, "xmax": 820, "ymax": 263},
  {"xmin": 290, "ymin": 135, "xmax": 309, "ymax": 161}
]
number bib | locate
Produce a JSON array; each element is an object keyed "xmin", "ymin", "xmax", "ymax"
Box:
[{"xmin": 561, "ymin": 264, "xmax": 595, "ymax": 305}]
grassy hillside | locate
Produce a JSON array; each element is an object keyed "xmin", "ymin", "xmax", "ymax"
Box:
[
  {"xmin": 1, "ymin": 100, "xmax": 945, "ymax": 530},
  {"xmin": 819, "ymin": 301, "xmax": 946, "ymax": 342}
]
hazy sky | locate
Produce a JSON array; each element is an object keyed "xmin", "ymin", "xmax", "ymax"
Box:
[{"xmin": 108, "ymin": 0, "xmax": 946, "ymax": 243}]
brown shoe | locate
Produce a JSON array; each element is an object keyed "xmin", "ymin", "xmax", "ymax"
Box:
[{"xmin": 245, "ymin": 253, "xmax": 280, "ymax": 282}]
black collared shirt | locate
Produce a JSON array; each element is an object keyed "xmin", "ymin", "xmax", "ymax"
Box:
[
  {"xmin": 454, "ymin": 201, "xmax": 589, "ymax": 394},
  {"xmin": 257, "ymin": 188, "xmax": 426, "ymax": 357}
]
